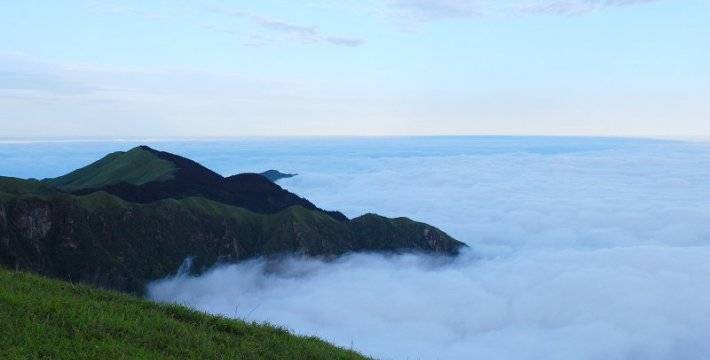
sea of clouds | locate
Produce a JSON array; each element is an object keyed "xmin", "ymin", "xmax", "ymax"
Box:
[{"xmin": 3, "ymin": 137, "xmax": 710, "ymax": 359}]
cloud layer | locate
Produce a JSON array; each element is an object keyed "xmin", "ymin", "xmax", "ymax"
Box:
[
  {"xmin": 150, "ymin": 247, "xmax": 710, "ymax": 360},
  {"xmin": 387, "ymin": 0, "xmax": 662, "ymax": 20},
  {"xmin": 136, "ymin": 137, "xmax": 710, "ymax": 359},
  {"xmin": 205, "ymin": 7, "xmax": 364, "ymax": 47}
]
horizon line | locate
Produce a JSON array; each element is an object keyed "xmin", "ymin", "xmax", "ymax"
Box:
[{"xmin": 1, "ymin": 134, "xmax": 708, "ymax": 144}]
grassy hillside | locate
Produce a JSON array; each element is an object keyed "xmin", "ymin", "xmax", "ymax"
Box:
[
  {"xmin": 44, "ymin": 147, "xmax": 177, "ymax": 191},
  {"xmin": 0, "ymin": 176, "xmax": 62, "ymax": 199},
  {"xmin": 0, "ymin": 268, "xmax": 368, "ymax": 359}
]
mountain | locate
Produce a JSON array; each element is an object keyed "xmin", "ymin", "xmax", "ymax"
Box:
[
  {"xmin": 0, "ymin": 146, "xmax": 466, "ymax": 294},
  {"xmin": 45, "ymin": 145, "xmax": 347, "ymax": 221},
  {"xmin": 0, "ymin": 268, "xmax": 368, "ymax": 359},
  {"xmin": 260, "ymin": 170, "xmax": 297, "ymax": 182},
  {"xmin": 44, "ymin": 146, "xmax": 178, "ymax": 191}
]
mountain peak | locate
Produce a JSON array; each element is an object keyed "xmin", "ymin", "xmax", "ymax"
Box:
[
  {"xmin": 134, "ymin": 144, "xmax": 156, "ymax": 152},
  {"xmin": 44, "ymin": 146, "xmax": 347, "ymax": 221},
  {"xmin": 44, "ymin": 146, "xmax": 177, "ymax": 191}
]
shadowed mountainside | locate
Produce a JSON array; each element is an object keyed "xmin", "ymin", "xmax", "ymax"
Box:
[{"xmin": 260, "ymin": 169, "xmax": 297, "ymax": 182}]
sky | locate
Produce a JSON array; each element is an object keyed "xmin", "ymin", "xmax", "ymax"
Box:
[{"xmin": 1, "ymin": 0, "xmax": 709, "ymax": 137}]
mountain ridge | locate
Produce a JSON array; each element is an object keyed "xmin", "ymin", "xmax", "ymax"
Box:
[{"xmin": 46, "ymin": 145, "xmax": 347, "ymax": 221}]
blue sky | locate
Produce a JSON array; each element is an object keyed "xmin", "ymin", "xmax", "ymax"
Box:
[{"xmin": 1, "ymin": 0, "xmax": 709, "ymax": 137}]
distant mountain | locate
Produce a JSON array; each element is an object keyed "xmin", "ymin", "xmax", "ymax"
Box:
[
  {"xmin": 260, "ymin": 169, "xmax": 297, "ymax": 182},
  {"xmin": 0, "ymin": 146, "xmax": 466, "ymax": 294},
  {"xmin": 46, "ymin": 145, "xmax": 346, "ymax": 221}
]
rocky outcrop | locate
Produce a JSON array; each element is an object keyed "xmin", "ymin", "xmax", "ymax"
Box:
[{"xmin": 10, "ymin": 200, "xmax": 52, "ymax": 241}]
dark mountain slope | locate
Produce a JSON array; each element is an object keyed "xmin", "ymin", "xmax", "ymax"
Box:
[
  {"xmin": 46, "ymin": 146, "xmax": 346, "ymax": 221},
  {"xmin": 260, "ymin": 169, "xmax": 297, "ymax": 182},
  {"xmin": 351, "ymin": 213, "xmax": 461, "ymax": 254},
  {"xmin": 1, "ymin": 175, "xmax": 465, "ymax": 294}
]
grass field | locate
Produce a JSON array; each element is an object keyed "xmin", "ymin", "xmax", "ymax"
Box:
[{"xmin": 0, "ymin": 269, "xmax": 369, "ymax": 359}]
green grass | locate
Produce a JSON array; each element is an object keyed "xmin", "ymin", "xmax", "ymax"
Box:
[
  {"xmin": 0, "ymin": 269, "xmax": 369, "ymax": 360},
  {"xmin": 0, "ymin": 176, "xmax": 62, "ymax": 199},
  {"xmin": 44, "ymin": 147, "xmax": 177, "ymax": 191}
]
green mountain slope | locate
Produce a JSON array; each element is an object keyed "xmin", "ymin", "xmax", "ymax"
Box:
[
  {"xmin": 43, "ymin": 145, "xmax": 347, "ymax": 221},
  {"xmin": 0, "ymin": 177, "xmax": 61, "ymax": 198},
  {"xmin": 44, "ymin": 147, "xmax": 177, "ymax": 191},
  {"xmin": 0, "ymin": 175, "xmax": 464, "ymax": 294},
  {"xmin": 0, "ymin": 268, "xmax": 368, "ymax": 360}
]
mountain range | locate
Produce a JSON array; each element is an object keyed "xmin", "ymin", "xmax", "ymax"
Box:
[{"xmin": 0, "ymin": 145, "xmax": 465, "ymax": 294}]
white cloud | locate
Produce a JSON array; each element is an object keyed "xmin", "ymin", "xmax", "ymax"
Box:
[
  {"xmin": 386, "ymin": 0, "xmax": 663, "ymax": 20},
  {"xmin": 149, "ymin": 247, "xmax": 710, "ymax": 360},
  {"xmin": 0, "ymin": 55, "xmax": 365, "ymax": 138},
  {"xmin": 205, "ymin": 7, "xmax": 364, "ymax": 47}
]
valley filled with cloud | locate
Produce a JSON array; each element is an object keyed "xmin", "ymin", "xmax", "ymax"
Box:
[{"xmin": 135, "ymin": 137, "xmax": 710, "ymax": 359}]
